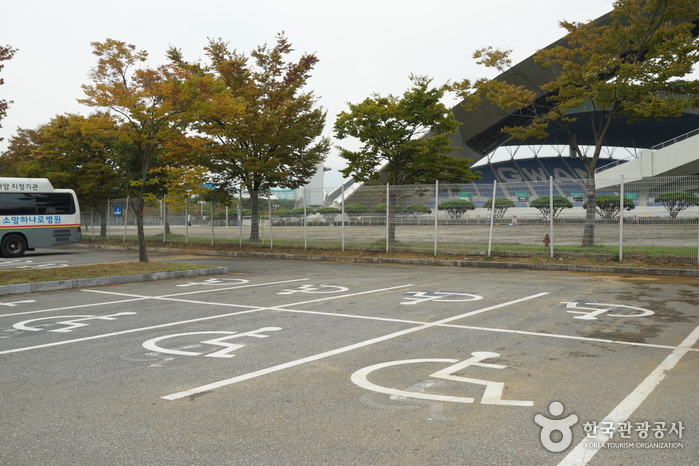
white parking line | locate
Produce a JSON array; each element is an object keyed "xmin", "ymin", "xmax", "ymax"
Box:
[
  {"xmin": 0, "ymin": 283, "xmax": 415, "ymax": 355},
  {"xmin": 161, "ymin": 292, "xmax": 549, "ymax": 400},
  {"xmin": 0, "ymin": 278, "xmax": 310, "ymax": 318},
  {"xmin": 558, "ymin": 323, "xmax": 699, "ymax": 466}
]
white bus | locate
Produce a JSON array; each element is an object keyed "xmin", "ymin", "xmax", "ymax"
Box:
[{"xmin": 0, "ymin": 177, "xmax": 83, "ymax": 257}]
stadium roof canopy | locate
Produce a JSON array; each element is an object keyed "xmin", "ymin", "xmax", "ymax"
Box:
[{"xmin": 449, "ymin": 11, "xmax": 699, "ymax": 165}]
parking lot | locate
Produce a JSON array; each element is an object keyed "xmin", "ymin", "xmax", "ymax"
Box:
[{"xmin": 1, "ymin": 249, "xmax": 697, "ymax": 465}]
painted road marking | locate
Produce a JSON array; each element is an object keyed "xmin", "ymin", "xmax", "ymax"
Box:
[
  {"xmin": 142, "ymin": 327, "xmax": 282, "ymax": 358},
  {"xmin": 0, "ymin": 278, "xmax": 310, "ymax": 318},
  {"xmin": 0, "ymin": 259, "xmax": 68, "ymax": 269},
  {"xmin": 176, "ymin": 278, "xmax": 250, "ymax": 287},
  {"xmin": 13, "ymin": 312, "xmax": 138, "ymax": 332},
  {"xmin": 351, "ymin": 352, "xmax": 533, "ymax": 406},
  {"xmin": 17, "ymin": 262, "xmax": 69, "ymax": 269},
  {"xmin": 161, "ymin": 292, "xmax": 549, "ymax": 401},
  {"xmin": 277, "ymin": 284, "xmax": 349, "ymax": 295},
  {"xmin": 557, "ymin": 323, "xmax": 699, "ymax": 466},
  {"xmin": 401, "ymin": 291, "xmax": 483, "ymax": 305},
  {"xmin": 0, "ymin": 300, "xmax": 36, "ymax": 307},
  {"xmin": 562, "ymin": 302, "xmax": 654, "ymax": 320},
  {"xmin": 0, "ymin": 283, "xmax": 414, "ymax": 355}
]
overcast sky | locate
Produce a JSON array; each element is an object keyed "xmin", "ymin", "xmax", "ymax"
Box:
[{"xmin": 2, "ymin": 0, "xmax": 613, "ymax": 187}]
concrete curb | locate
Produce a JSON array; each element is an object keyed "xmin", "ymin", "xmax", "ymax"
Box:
[
  {"xmin": 0, "ymin": 266, "xmax": 228, "ymax": 297},
  {"xmin": 72, "ymin": 243, "xmax": 699, "ymax": 278}
]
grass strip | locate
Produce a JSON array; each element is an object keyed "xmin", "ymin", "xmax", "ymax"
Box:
[{"xmin": 0, "ymin": 262, "xmax": 215, "ymax": 285}]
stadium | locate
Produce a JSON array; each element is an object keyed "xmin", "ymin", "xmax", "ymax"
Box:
[{"xmin": 322, "ymin": 9, "xmax": 699, "ymax": 220}]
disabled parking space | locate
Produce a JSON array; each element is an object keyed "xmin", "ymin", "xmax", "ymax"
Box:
[{"xmin": 0, "ymin": 258, "xmax": 697, "ymax": 465}]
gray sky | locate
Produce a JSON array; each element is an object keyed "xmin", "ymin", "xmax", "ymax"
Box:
[{"xmin": 2, "ymin": 0, "xmax": 613, "ymax": 187}]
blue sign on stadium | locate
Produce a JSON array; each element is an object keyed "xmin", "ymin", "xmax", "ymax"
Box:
[{"xmin": 113, "ymin": 206, "xmax": 123, "ymax": 217}]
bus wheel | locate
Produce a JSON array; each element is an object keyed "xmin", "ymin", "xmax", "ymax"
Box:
[{"xmin": 1, "ymin": 234, "xmax": 27, "ymax": 258}]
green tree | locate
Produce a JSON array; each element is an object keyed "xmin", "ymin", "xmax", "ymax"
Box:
[
  {"xmin": 344, "ymin": 203, "xmax": 368, "ymax": 217},
  {"xmin": 9, "ymin": 113, "xmax": 125, "ymax": 235},
  {"xmin": 0, "ymin": 126, "xmax": 45, "ymax": 177},
  {"xmin": 290, "ymin": 207, "xmax": 314, "ymax": 216},
  {"xmin": 529, "ymin": 196, "xmax": 573, "ymax": 220},
  {"xmin": 371, "ymin": 203, "xmax": 405, "ymax": 215},
  {"xmin": 584, "ymin": 194, "xmax": 635, "ymax": 219},
  {"xmin": 406, "ymin": 204, "xmax": 431, "ymax": 217},
  {"xmin": 451, "ymin": 0, "xmax": 699, "ymax": 246},
  {"xmin": 438, "ymin": 199, "xmax": 475, "ymax": 220},
  {"xmin": 79, "ymin": 39, "xmax": 211, "ymax": 261},
  {"xmin": 484, "ymin": 198, "xmax": 515, "ymax": 220},
  {"xmin": 335, "ymin": 75, "xmax": 479, "ymax": 242},
  {"xmin": 654, "ymin": 191, "xmax": 699, "ymax": 218},
  {"xmin": 0, "ymin": 44, "xmax": 17, "ymax": 140},
  {"xmin": 170, "ymin": 34, "xmax": 330, "ymax": 242}
]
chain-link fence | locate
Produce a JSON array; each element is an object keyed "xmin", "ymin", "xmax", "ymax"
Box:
[{"xmin": 81, "ymin": 176, "xmax": 699, "ymax": 263}]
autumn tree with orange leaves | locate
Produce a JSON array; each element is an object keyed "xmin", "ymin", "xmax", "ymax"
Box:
[
  {"xmin": 169, "ymin": 34, "xmax": 330, "ymax": 242},
  {"xmin": 79, "ymin": 39, "xmax": 214, "ymax": 261}
]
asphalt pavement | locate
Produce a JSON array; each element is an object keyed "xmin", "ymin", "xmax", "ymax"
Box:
[{"xmin": 0, "ymin": 247, "xmax": 697, "ymax": 465}]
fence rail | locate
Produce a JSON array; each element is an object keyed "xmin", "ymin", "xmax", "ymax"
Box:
[{"xmin": 82, "ymin": 176, "xmax": 699, "ymax": 263}]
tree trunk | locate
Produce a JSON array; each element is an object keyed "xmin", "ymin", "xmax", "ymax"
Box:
[
  {"xmin": 97, "ymin": 206, "xmax": 107, "ymax": 237},
  {"xmin": 582, "ymin": 178, "xmax": 596, "ymax": 247},
  {"xmin": 130, "ymin": 196, "xmax": 149, "ymax": 262}
]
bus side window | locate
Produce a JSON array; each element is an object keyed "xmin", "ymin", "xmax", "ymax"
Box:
[
  {"xmin": 35, "ymin": 193, "xmax": 74, "ymax": 215},
  {"xmin": 0, "ymin": 193, "xmax": 36, "ymax": 215}
]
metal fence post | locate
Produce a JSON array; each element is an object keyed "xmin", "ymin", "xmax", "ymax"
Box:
[
  {"xmin": 619, "ymin": 175, "xmax": 624, "ymax": 261},
  {"xmin": 239, "ymin": 185, "xmax": 243, "ymax": 247},
  {"xmin": 549, "ymin": 177, "xmax": 554, "ymax": 258},
  {"xmin": 123, "ymin": 196, "xmax": 129, "ymax": 242},
  {"xmin": 211, "ymin": 201, "xmax": 215, "ymax": 246},
  {"xmin": 487, "ymin": 182, "xmax": 497, "ymax": 256},
  {"xmin": 304, "ymin": 187, "xmax": 308, "ymax": 252},
  {"xmin": 107, "ymin": 199, "xmax": 110, "ymax": 241},
  {"xmin": 162, "ymin": 199, "xmax": 166, "ymax": 243},
  {"xmin": 341, "ymin": 184, "xmax": 345, "ymax": 252},
  {"xmin": 268, "ymin": 196, "xmax": 273, "ymax": 250},
  {"xmin": 434, "ymin": 180, "xmax": 439, "ymax": 255},
  {"xmin": 386, "ymin": 183, "xmax": 390, "ymax": 253}
]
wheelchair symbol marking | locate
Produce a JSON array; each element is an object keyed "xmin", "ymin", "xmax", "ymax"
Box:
[
  {"xmin": 13, "ymin": 312, "xmax": 137, "ymax": 332},
  {"xmin": 351, "ymin": 352, "xmax": 532, "ymax": 406},
  {"xmin": 277, "ymin": 284, "xmax": 349, "ymax": 295},
  {"xmin": 142, "ymin": 327, "xmax": 282, "ymax": 358},
  {"xmin": 177, "ymin": 278, "xmax": 250, "ymax": 287},
  {"xmin": 562, "ymin": 302, "xmax": 654, "ymax": 320},
  {"xmin": 0, "ymin": 300, "xmax": 35, "ymax": 307},
  {"xmin": 401, "ymin": 291, "xmax": 483, "ymax": 305}
]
